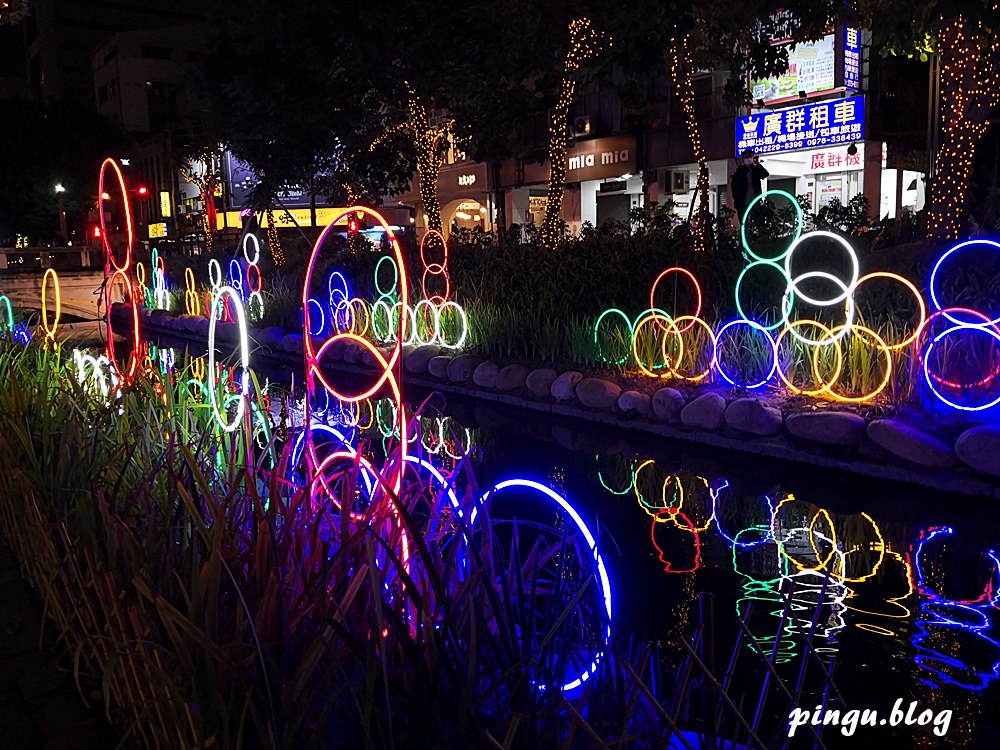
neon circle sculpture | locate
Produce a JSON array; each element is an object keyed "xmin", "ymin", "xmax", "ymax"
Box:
[
  {"xmin": 853, "ymin": 272, "xmax": 927, "ymax": 351},
  {"xmin": 649, "ymin": 267, "xmax": 701, "ymax": 333},
  {"xmin": 207, "ymin": 286, "xmax": 250, "ymax": 433},
  {"xmin": 436, "ymin": 301, "xmax": 468, "ymax": 349},
  {"xmin": 775, "ymin": 320, "xmax": 843, "ymax": 396},
  {"xmin": 917, "ymin": 308, "xmax": 1000, "ymax": 390},
  {"xmin": 784, "ymin": 230, "xmax": 859, "ymax": 306},
  {"xmin": 922, "ymin": 323, "xmax": 1000, "ymax": 412},
  {"xmin": 419, "ymin": 229, "xmax": 450, "ymax": 306},
  {"xmin": 0, "ymin": 295, "xmax": 14, "ymax": 333},
  {"xmin": 412, "ymin": 299, "xmax": 439, "ymax": 346},
  {"xmin": 307, "ymin": 298, "xmax": 326, "ymax": 336},
  {"xmin": 40, "ymin": 268, "xmax": 61, "ymax": 342},
  {"xmin": 662, "ymin": 315, "xmax": 717, "ymax": 382},
  {"xmin": 98, "ymin": 158, "xmax": 135, "ymax": 272},
  {"xmin": 328, "ymin": 271, "xmax": 352, "ymax": 331},
  {"xmin": 594, "ymin": 308, "xmax": 633, "ymax": 365},
  {"xmin": 930, "ymin": 239, "xmax": 1000, "ymax": 326},
  {"xmin": 714, "ymin": 320, "xmax": 778, "ymax": 389},
  {"xmin": 735, "ymin": 259, "xmax": 794, "ymax": 332},
  {"xmin": 374, "ymin": 255, "xmax": 399, "ymax": 299},
  {"xmin": 812, "ymin": 324, "xmax": 892, "ymax": 403},
  {"xmin": 184, "ymin": 267, "xmax": 202, "ymax": 316},
  {"xmin": 780, "ymin": 273, "xmax": 856, "ymax": 347},
  {"xmin": 302, "ymin": 207, "xmax": 410, "ymax": 497},
  {"xmin": 740, "ymin": 189, "xmax": 803, "ymax": 262},
  {"xmin": 389, "ymin": 302, "xmax": 417, "ymax": 346},
  {"xmin": 632, "ymin": 311, "xmax": 683, "ymax": 378},
  {"xmin": 478, "ymin": 478, "xmax": 611, "ymax": 692}
]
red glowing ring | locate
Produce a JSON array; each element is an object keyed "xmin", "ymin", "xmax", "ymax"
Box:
[
  {"xmin": 419, "ymin": 229, "xmax": 449, "ymax": 272},
  {"xmin": 649, "ymin": 267, "xmax": 702, "ymax": 334},
  {"xmin": 421, "ymin": 266, "xmax": 451, "ymax": 304},
  {"xmin": 246, "ymin": 263, "xmax": 263, "ymax": 295},
  {"xmin": 105, "ymin": 268, "xmax": 141, "ymax": 385},
  {"xmin": 98, "ymin": 158, "xmax": 134, "ymax": 272}
]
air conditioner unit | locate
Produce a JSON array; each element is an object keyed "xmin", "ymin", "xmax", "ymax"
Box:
[
  {"xmin": 572, "ymin": 115, "xmax": 591, "ymax": 139},
  {"xmin": 670, "ymin": 171, "xmax": 691, "ymax": 193}
]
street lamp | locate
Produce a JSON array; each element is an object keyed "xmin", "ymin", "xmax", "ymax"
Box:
[{"xmin": 54, "ymin": 184, "xmax": 68, "ymax": 244}]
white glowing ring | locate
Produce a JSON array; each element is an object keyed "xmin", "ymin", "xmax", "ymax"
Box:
[
  {"xmin": 478, "ymin": 478, "xmax": 612, "ymax": 693},
  {"xmin": 247, "ymin": 291, "xmax": 265, "ymax": 319},
  {"xmin": 412, "ymin": 299, "xmax": 440, "ymax": 346},
  {"xmin": 242, "ymin": 233, "xmax": 261, "ymax": 265},
  {"xmin": 784, "ymin": 231, "xmax": 859, "ymax": 306},
  {"xmin": 207, "ymin": 286, "xmax": 249, "ymax": 433},
  {"xmin": 781, "ymin": 274, "xmax": 856, "ymax": 347},
  {"xmin": 436, "ymin": 300, "xmax": 469, "ymax": 349},
  {"xmin": 208, "ymin": 258, "xmax": 223, "ymax": 289},
  {"xmin": 370, "ymin": 298, "xmax": 395, "ymax": 342},
  {"xmin": 389, "ymin": 302, "xmax": 417, "ymax": 346}
]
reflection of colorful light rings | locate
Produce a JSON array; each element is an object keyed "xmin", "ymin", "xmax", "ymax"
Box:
[
  {"xmin": 770, "ymin": 497, "xmax": 837, "ymax": 573},
  {"xmin": 809, "ymin": 324, "xmax": 892, "ymax": 403},
  {"xmin": 661, "ymin": 315, "xmax": 717, "ymax": 382},
  {"xmin": 714, "ymin": 320, "xmax": 777, "ymax": 389},
  {"xmin": 633, "ymin": 460, "xmax": 681, "ymax": 516},
  {"xmin": 596, "ymin": 453, "xmax": 634, "ymax": 495},
  {"xmin": 914, "ymin": 526, "xmax": 1000, "ymax": 606},
  {"xmin": 306, "ymin": 298, "xmax": 326, "ymax": 336},
  {"xmin": 98, "ymin": 158, "xmax": 134, "ymax": 272},
  {"xmin": 661, "ymin": 475, "xmax": 714, "ymax": 532},
  {"xmin": 207, "ymin": 286, "xmax": 249, "ymax": 433},
  {"xmin": 854, "ymin": 272, "xmax": 927, "ymax": 351},
  {"xmin": 593, "ymin": 308, "xmax": 633, "ymax": 365},
  {"xmin": 439, "ymin": 420, "xmax": 473, "ymax": 460},
  {"xmin": 649, "ymin": 267, "xmax": 701, "ymax": 333},
  {"xmin": 784, "ymin": 230, "xmax": 859, "ymax": 305},
  {"xmin": 651, "ymin": 509, "xmax": 702, "ymax": 574},
  {"xmin": 402, "ymin": 455, "xmax": 468, "ymax": 533},
  {"xmin": 711, "ymin": 482, "xmax": 775, "ymax": 548},
  {"xmin": 632, "ymin": 312, "xmax": 683, "ymax": 378},
  {"xmin": 923, "ymin": 324, "xmax": 1000, "ymax": 411},
  {"xmin": 930, "ymin": 239, "xmax": 1000, "ymax": 326},
  {"xmin": 40, "ymin": 268, "xmax": 61, "ymax": 341},
  {"xmin": 479, "ymin": 478, "xmax": 611, "ymax": 692},
  {"xmin": 353, "ymin": 399, "xmax": 374, "ymax": 431},
  {"xmin": 780, "ymin": 273, "xmax": 856, "ymax": 347},
  {"xmin": 208, "ymin": 258, "xmax": 223, "ymax": 289},
  {"xmin": 735, "ymin": 260, "xmax": 795, "ymax": 332},
  {"xmin": 817, "ymin": 511, "xmax": 885, "ymax": 583},
  {"xmin": 106, "ymin": 268, "xmax": 141, "ymax": 385},
  {"xmin": 389, "ymin": 302, "xmax": 417, "ymax": 346},
  {"xmin": 740, "ymin": 189, "xmax": 803, "ymax": 262},
  {"xmin": 309, "ymin": 386, "xmax": 332, "ymax": 416},
  {"xmin": 0, "ymin": 295, "xmax": 13, "ymax": 332},
  {"xmin": 776, "ymin": 320, "xmax": 844, "ymax": 396},
  {"xmin": 413, "ymin": 299, "xmax": 440, "ymax": 346},
  {"xmin": 189, "ymin": 356, "xmax": 206, "ymax": 382},
  {"xmin": 374, "ymin": 255, "xmax": 399, "ymax": 297},
  {"xmin": 436, "ymin": 301, "xmax": 468, "ymax": 349},
  {"xmin": 308, "ymin": 448, "xmax": 381, "ymax": 513}
]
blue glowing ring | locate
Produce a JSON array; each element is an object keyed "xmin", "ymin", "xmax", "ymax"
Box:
[
  {"xmin": 930, "ymin": 239, "xmax": 1000, "ymax": 326},
  {"xmin": 714, "ymin": 319, "xmax": 778, "ymax": 389},
  {"xmin": 922, "ymin": 324, "xmax": 1000, "ymax": 412},
  {"xmin": 307, "ymin": 298, "xmax": 326, "ymax": 336}
]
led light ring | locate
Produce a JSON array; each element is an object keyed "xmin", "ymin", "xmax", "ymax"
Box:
[
  {"xmin": 770, "ymin": 496, "xmax": 837, "ymax": 573},
  {"xmin": 930, "ymin": 239, "xmax": 1000, "ymax": 326},
  {"xmin": 662, "ymin": 315, "xmax": 717, "ymax": 382},
  {"xmin": 370, "ymin": 297, "xmax": 395, "ymax": 343},
  {"xmin": 328, "ymin": 272, "xmax": 352, "ymax": 329},
  {"xmin": 660, "ymin": 475, "xmax": 715, "ymax": 532},
  {"xmin": 810, "ymin": 324, "xmax": 892, "ymax": 403},
  {"xmin": 831, "ymin": 512, "xmax": 886, "ymax": 583},
  {"xmin": 228, "ymin": 258, "xmax": 245, "ymax": 300},
  {"xmin": 0, "ymin": 295, "xmax": 13, "ymax": 332},
  {"xmin": 310, "ymin": 449, "xmax": 393, "ymax": 525},
  {"xmin": 775, "ymin": 320, "xmax": 844, "ymax": 396},
  {"xmin": 593, "ymin": 308, "xmax": 633, "ymax": 365},
  {"xmin": 478, "ymin": 478, "xmax": 611, "ymax": 692},
  {"xmin": 596, "ymin": 453, "xmax": 635, "ymax": 495},
  {"xmin": 246, "ymin": 291, "xmax": 265, "ymax": 320},
  {"xmin": 98, "ymin": 158, "xmax": 134, "ymax": 272},
  {"xmin": 735, "ymin": 260, "xmax": 795, "ymax": 332},
  {"xmin": 412, "ymin": 299, "xmax": 440, "ymax": 346},
  {"xmin": 207, "ymin": 286, "xmax": 249, "ymax": 433},
  {"xmin": 307, "ymin": 298, "xmax": 326, "ymax": 336},
  {"xmin": 714, "ymin": 320, "xmax": 778, "ymax": 389},
  {"xmin": 40, "ymin": 268, "xmax": 61, "ymax": 342},
  {"xmin": 853, "ymin": 272, "xmax": 926, "ymax": 351},
  {"xmin": 135, "ymin": 262, "xmax": 148, "ymax": 294},
  {"xmin": 632, "ymin": 311, "xmax": 683, "ymax": 379},
  {"xmin": 420, "ymin": 229, "xmax": 450, "ymax": 304},
  {"xmin": 633, "ymin": 460, "xmax": 682, "ymax": 517},
  {"xmin": 740, "ymin": 189, "xmax": 803, "ymax": 262},
  {"xmin": 208, "ymin": 258, "xmax": 223, "ymax": 290},
  {"xmin": 923, "ymin": 324, "xmax": 1000, "ymax": 411},
  {"xmin": 153, "ymin": 265, "xmax": 169, "ymax": 310},
  {"xmin": 784, "ymin": 231, "xmax": 859, "ymax": 306},
  {"xmin": 403, "ymin": 455, "xmax": 468, "ymax": 535},
  {"xmin": 435, "ymin": 301, "xmax": 467, "ymax": 349},
  {"xmin": 345, "ymin": 298, "xmax": 371, "ymax": 338},
  {"xmin": 651, "ymin": 509, "xmax": 702, "ymax": 574},
  {"xmin": 374, "ymin": 255, "xmax": 399, "ymax": 298},
  {"xmin": 421, "ymin": 267, "xmax": 451, "ymax": 307},
  {"xmin": 780, "ymin": 275, "xmax": 856, "ymax": 347},
  {"xmin": 184, "ymin": 267, "xmax": 201, "ymax": 316},
  {"xmin": 246, "ymin": 263, "xmax": 263, "ymax": 295},
  {"xmin": 649, "ymin": 267, "xmax": 701, "ymax": 334},
  {"xmin": 916, "ymin": 308, "xmax": 1000, "ymax": 389},
  {"xmin": 105, "ymin": 267, "xmax": 141, "ymax": 386},
  {"xmin": 389, "ymin": 302, "xmax": 417, "ymax": 346},
  {"xmin": 243, "ymin": 232, "xmax": 261, "ymax": 265},
  {"xmin": 354, "ymin": 399, "xmax": 375, "ymax": 431}
]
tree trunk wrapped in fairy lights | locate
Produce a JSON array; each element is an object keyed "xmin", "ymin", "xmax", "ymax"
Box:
[
  {"xmin": 540, "ymin": 18, "xmax": 606, "ymax": 252},
  {"xmin": 266, "ymin": 207, "xmax": 285, "ymax": 267},
  {"xmin": 669, "ymin": 34, "xmax": 711, "ymax": 252},
  {"xmin": 407, "ymin": 92, "xmax": 444, "ymax": 234}
]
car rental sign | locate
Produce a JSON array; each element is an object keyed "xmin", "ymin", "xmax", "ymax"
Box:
[{"xmin": 735, "ymin": 95, "xmax": 865, "ymax": 157}]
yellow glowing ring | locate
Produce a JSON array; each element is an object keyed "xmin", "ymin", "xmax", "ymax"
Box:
[
  {"xmin": 190, "ymin": 356, "xmax": 206, "ymax": 382},
  {"xmin": 811, "ymin": 324, "xmax": 892, "ymax": 404},
  {"xmin": 346, "ymin": 297, "xmax": 370, "ymax": 338},
  {"xmin": 355, "ymin": 399, "xmax": 375, "ymax": 431},
  {"xmin": 633, "ymin": 459, "xmax": 682, "ymax": 518},
  {"xmin": 41, "ymin": 268, "xmax": 61, "ymax": 341},
  {"xmin": 632, "ymin": 312, "xmax": 683, "ymax": 379},
  {"xmin": 853, "ymin": 272, "xmax": 927, "ymax": 351},
  {"xmin": 835, "ymin": 512, "xmax": 886, "ymax": 583},
  {"xmin": 855, "ymin": 623, "xmax": 896, "ymax": 637},
  {"xmin": 662, "ymin": 475, "xmax": 715, "ymax": 531},
  {"xmin": 663, "ymin": 315, "xmax": 718, "ymax": 382},
  {"xmin": 135, "ymin": 262, "xmax": 147, "ymax": 290},
  {"xmin": 776, "ymin": 320, "xmax": 843, "ymax": 396}
]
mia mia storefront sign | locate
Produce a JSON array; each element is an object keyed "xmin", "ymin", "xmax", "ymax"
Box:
[{"xmin": 565, "ymin": 135, "xmax": 637, "ymax": 182}]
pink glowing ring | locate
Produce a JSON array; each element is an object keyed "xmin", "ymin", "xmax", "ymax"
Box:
[
  {"xmin": 105, "ymin": 268, "xmax": 141, "ymax": 385},
  {"xmin": 923, "ymin": 323, "xmax": 1000, "ymax": 411},
  {"xmin": 420, "ymin": 229, "xmax": 450, "ymax": 305},
  {"xmin": 98, "ymin": 158, "xmax": 135, "ymax": 272},
  {"xmin": 916, "ymin": 308, "xmax": 1000, "ymax": 390},
  {"xmin": 930, "ymin": 239, "xmax": 1000, "ymax": 326},
  {"xmin": 650, "ymin": 267, "xmax": 701, "ymax": 334}
]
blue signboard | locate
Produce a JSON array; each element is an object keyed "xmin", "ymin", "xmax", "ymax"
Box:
[
  {"xmin": 843, "ymin": 27, "xmax": 860, "ymax": 91},
  {"xmin": 735, "ymin": 95, "xmax": 865, "ymax": 157}
]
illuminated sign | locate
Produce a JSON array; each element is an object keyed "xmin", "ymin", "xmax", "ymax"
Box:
[
  {"xmin": 159, "ymin": 191, "xmax": 172, "ymax": 218},
  {"xmin": 843, "ymin": 27, "xmax": 860, "ymax": 91},
  {"xmin": 736, "ymin": 95, "xmax": 865, "ymax": 156},
  {"xmin": 752, "ymin": 34, "xmax": 836, "ymax": 105},
  {"xmin": 565, "ymin": 135, "xmax": 636, "ymax": 182},
  {"xmin": 457, "ymin": 174, "xmax": 476, "ymax": 186},
  {"xmin": 807, "ymin": 143, "xmax": 865, "ymax": 173},
  {"xmin": 148, "ymin": 222, "xmax": 168, "ymax": 238},
  {"xmin": 215, "ymin": 207, "xmax": 355, "ymax": 231}
]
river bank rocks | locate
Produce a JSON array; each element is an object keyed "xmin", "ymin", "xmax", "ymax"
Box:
[
  {"xmin": 576, "ymin": 377, "xmax": 621, "ymax": 410},
  {"xmin": 867, "ymin": 419, "xmax": 955, "ymax": 469},
  {"xmin": 405, "ymin": 345, "xmax": 439, "ymax": 374},
  {"xmin": 618, "ymin": 390, "xmax": 651, "ymax": 417},
  {"xmin": 652, "ymin": 387, "xmax": 685, "ymax": 421},
  {"xmin": 785, "ymin": 411, "xmax": 866, "ymax": 446},
  {"xmin": 472, "ymin": 361, "xmax": 499, "ymax": 388},
  {"xmin": 551, "ymin": 371, "xmax": 583, "ymax": 401},
  {"xmin": 447, "ymin": 354, "xmax": 482, "ymax": 383},
  {"xmin": 724, "ymin": 398, "xmax": 782, "ymax": 436},
  {"xmin": 496, "ymin": 364, "xmax": 528, "ymax": 392},
  {"xmin": 427, "ymin": 355, "xmax": 452, "ymax": 379},
  {"xmin": 955, "ymin": 425, "xmax": 1000, "ymax": 476},
  {"xmin": 526, "ymin": 368, "xmax": 558, "ymax": 398},
  {"xmin": 680, "ymin": 393, "xmax": 726, "ymax": 431}
]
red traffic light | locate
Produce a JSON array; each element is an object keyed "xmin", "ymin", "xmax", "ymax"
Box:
[{"xmin": 137, "ymin": 186, "xmax": 149, "ymax": 196}]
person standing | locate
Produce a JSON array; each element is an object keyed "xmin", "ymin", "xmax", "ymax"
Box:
[{"xmin": 731, "ymin": 149, "xmax": 769, "ymax": 222}]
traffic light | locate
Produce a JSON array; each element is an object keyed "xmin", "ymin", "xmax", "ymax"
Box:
[
  {"xmin": 137, "ymin": 186, "xmax": 149, "ymax": 196},
  {"xmin": 92, "ymin": 225, "xmax": 102, "ymax": 239}
]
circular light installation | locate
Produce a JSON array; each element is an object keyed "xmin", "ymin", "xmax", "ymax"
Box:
[
  {"xmin": 650, "ymin": 267, "xmax": 701, "ymax": 333},
  {"xmin": 40, "ymin": 268, "xmax": 61, "ymax": 342},
  {"xmin": 98, "ymin": 158, "xmax": 134, "ymax": 272},
  {"xmin": 243, "ymin": 233, "xmax": 264, "ymax": 318},
  {"xmin": 663, "ymin": 315, "xmax": 717, "ymax": 382},
  {"xmin": 780, "ymin": 274, "xmax": 856, "ymax": 347},
  {"xmin": 0, "ymin": 295, "xmax": 13, "ymax": 333},
  {"xmin": 775, "ymin": 320, "xmax": 843, "ymax": 396},
  {"xmin": 740, "ymin": 189, "xmax": 803, "ymax": 263},
  {"xmin": 714, "ymin": 320, "xmax": 778, "ymax": 389},
  {"xmin": 735, "ymin": 260, "xmax": 794, "ymax": 332},
  {"xmin": 632, "ymin": 311, "xmax": 683, "ymax": 378},
  {"xmin": 374, "ymin": 255, "xmax": 399, "ymax": 299},
  {"xmin": 419, "ymin": 229, "xmax": 450, "ymax": 305},
  {"xmin": 784, "ymin": 230, "xmax": 859, "ymax": 306},
  {"xmin": 930, "ymin": 239, "xmax": 1000, "ymax": 326},
  {"xmin": 478, "ymin": 478, "xmax": 611, "ymax": 692},
  {"xmin": 207, "ymin": 286, "xmax": 250, "ymax": 433},
  {"xmin": 593, "ymin": 308, "xmax": 632, "ymax": 365},
  {"xmin": 328, "ymin": 271, "xmax": 352, "ymax": 331},
  {"xmin": 853, "ymin": 272, "xmax": 927, "ymax": 350},
  {"xmin": 412, "ymin": 299, "xmax": 439, "ymax": 346},
  {"xmin": 307, "ymin": 298, "xmax": 326, "ymax": 336},
  {"xmin": 436, "ymin": 301, "xmax": 468, "ymax": 349},
  {"xmin": 812, "ymin": 324, "xmax": 892, "ymax": 403},
  {"xmin": 184, "ymin": 267, "xmax": 201, "ymax": 316},
  {"xmin": 923, "ymin": 323, "xmax": 1000, "ymax": 412}
]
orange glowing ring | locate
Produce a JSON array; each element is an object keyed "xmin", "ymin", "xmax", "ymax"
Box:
[
  {"xmin": 105, "ymin": 267, "xmax": 141, "ymax": 385},
  {"xmin": 770, "ymin": 496, "xmax": 837, "ymax": 573},
  {"xmin": 98, "ymin": 158, "xmax": 134, "ymax": 272},
  {"xmin": 833, "ymin": 512, "xmax": 885, "ymax": 583},
  {"xmin": 776, "ymin": 320, "xmax": 843, "ymax": 396},
  {"xmin": 661, "ymin": 475, "xmax": 715, "ymax": 531},
  {"xmin": 811, "ymin": 324, "xmax": 892, "ymax": 403},
  {"xmin": 853, "ymin": 272, "xmax": 927, "ymax": 351},
  {"xmin": 346, "ymin": 297, "xmax": 370, "ymax": 338},
  {"xmin": 662, "ymin": 315, "xmax": 717, "ymax": 382},
  {"xmin": 632, "ymin": 312, "xmax": 683, "ymax": 379},
  {"xmin": 650, "ymin": 267, "xmax": 702, "ymax": 334}
]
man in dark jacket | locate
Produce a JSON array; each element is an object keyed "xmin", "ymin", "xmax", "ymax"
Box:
[{"xmin": 731, "ymin": 149, "xmax": 769, "ymax": 222}]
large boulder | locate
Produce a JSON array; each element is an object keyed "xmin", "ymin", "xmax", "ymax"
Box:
[
  {"xmin": 278, "ymin": 333, "xmax": 304, "ymax": 354},
  {"xmin": 446, "ymin": 353, "xmax": 482, "ymax": 383},
  {"xmin": 526, "ymin": 368, "xmax": 558, "ymax": 398},
  {"xmin": 652, "ymin": 387, "xmax": 685, "ymax": 421},
  {"xmin": 427, "ymin": 355, "xmax": 453, "ymax": 379},
  {"xmin": 618, "ymin": 390, "xmax": 652, "ymax": 417},
  {"xmin": 576, "ymin": 377, "xmax": 622, "ymax": 410},
  {"xmin": 955, "ymin": 425, "xmax": 1000, "ymax": 476},
  {"xmin": 680, "ymin": 393, "xmax": 727, "ymax": 431},
  {"xmin": 473, "ymin": 361, "xmax": 499, "ymax": 388},
  {"xmin": 405, "ymin": 344, "xmax": 440, "ymax": 374},
  {"xmin": 725, "ymin": 398, "xmax": 782, "ymax": 436},
  {"xmin": 343, "ymin": 340, "xmax": 365, "ymax": 364},
  {"xmin": 495, "ymin": 364, "xmax": 528, "ymax": 392},
  {"xmin": 785, "ymin": 411, "xmax": 866, "ymax": 446},
  {"xmin": 550, "ymin": 371, "xmax": 583, "ymax": 401},
  {"xmin": 867, "ymin": 419, "xmax": 954, "ymax": 469}
]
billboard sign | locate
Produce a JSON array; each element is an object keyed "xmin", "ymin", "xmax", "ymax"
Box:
[{"xmin": 736, "ymin": 95, "xmax": 865, "ymax": 156}]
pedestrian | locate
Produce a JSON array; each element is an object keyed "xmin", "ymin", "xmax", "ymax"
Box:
[{"xmin": 731, "ymin": 149, "xmax": 769, "ymax": 223}]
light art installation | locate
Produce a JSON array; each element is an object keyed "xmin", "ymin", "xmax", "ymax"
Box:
[
  {"xmin": 40, "ymin": 268, "xmax": 60, "ymax": 343},
  {"xmin": 243, "ymin": 233, "xmax": 264, "ymax": 319},
  {"xmin": 207, "ymin": 285, "xmax": 250, "ymax": 433}
]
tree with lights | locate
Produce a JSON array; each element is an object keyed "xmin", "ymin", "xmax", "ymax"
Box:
[{"xmin": 179, "ymin": 154, "xmax": 221, "ymax": 255}]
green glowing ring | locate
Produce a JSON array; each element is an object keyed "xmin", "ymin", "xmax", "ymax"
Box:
[
  {"xmin": 735, "ymin": 260, "xmax": 794, "ymax": 332},
  {"xmin": 740, "ymin": 189, "xmax": 802, "ymax": 263},
  {"xmin": 593, "ymin": 308, "xmax": 633, "ymax": 365},
  {"xmin": 596, "ymin": 453, "xmax": 634, "ymax": 495},
  {"xmin": 0, "ymin": 295, "xmax": 12, "ymax": 332},
  {"xmin": 374, "ymin": 255, "xmax": 399, "ymax": 297},
  {"xmin": 631, "ymin": 307, "xmax": 674, "ymax": 371}
]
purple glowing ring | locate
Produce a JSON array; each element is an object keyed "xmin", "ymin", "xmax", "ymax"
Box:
[
  {"xmin": 929, "ymin": 239, "xmax": 1000, "ymax": 326},
  {"xmin": 922, "ymin": 323, "xmax": 1000, "ymax": 412},
  {"xmin": 714, "ymin": 320, "xmax": 778, "ymax": 389}
]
